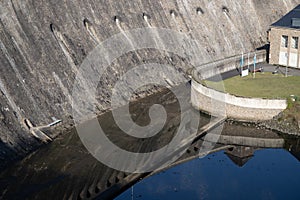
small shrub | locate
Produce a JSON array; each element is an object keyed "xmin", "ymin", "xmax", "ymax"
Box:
[{"xmin": 287, "ymin": 97, "xmax": 295, "ymax": 109}]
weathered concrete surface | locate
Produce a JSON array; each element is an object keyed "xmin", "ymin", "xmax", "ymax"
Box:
[{"xmin": 0, "ymin": 0, "xmax": 299, "ymax": 167}]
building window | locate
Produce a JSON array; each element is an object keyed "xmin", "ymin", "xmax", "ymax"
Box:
[
  {"xmin": 281, "ymin": 35, "xmax": 288, "ymax": 48},
  {"xmin": 292, "ymin": 37, "xmax": 299, "ymax": 49}
]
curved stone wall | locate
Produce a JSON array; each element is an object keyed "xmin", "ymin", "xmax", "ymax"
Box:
[{"xmin": 191, "ymin": 80, "xmax": 287, "ymax": 121}]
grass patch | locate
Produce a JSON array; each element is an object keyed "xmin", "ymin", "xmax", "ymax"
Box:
[{"xmin": 205, "ymin": 72, "xmax": 300, "ymax": 99}]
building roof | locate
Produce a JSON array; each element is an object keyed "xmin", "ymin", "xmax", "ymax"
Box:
[
  {"xmin": 271, "ymin": 4, "xmax": 300, "ymax": 29},
  {"xmin": 226, "ymin": 154, "xmax": 253, "ymax": 167}
]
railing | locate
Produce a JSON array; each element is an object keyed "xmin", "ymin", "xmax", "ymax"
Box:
[{"xmin": 190, "ymin": 50, "xmax": 267, "ymax": 82}]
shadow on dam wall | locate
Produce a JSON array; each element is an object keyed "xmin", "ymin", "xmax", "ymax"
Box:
[
  {"xmin": 0, "ymin": 0, "xmax": 299, "ymax": 167},
  {"xmin": 0, "ymin": 141, "xmax": 18, "ymax": 170}
]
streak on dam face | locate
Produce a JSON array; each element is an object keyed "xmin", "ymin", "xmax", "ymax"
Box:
[{"xmin": 0, "ymin": 0, "xmax": 299, "ymax": 168}]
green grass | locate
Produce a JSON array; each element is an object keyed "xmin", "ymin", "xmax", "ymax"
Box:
[{"xmin": 205, "ymin": 72, "xmax": 300, "ymax": 99}]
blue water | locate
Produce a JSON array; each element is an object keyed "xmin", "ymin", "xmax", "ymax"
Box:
[{"xmin": 116, "ymin": 149, "xmax": 300, "ymax": 200}]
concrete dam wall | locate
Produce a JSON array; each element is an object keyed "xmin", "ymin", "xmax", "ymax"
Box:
[{"xmin": 0, "ymin": 0, "xmax": 298, "ymax": 167}]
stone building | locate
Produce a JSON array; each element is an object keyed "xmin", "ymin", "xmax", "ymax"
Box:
[
  {"xmin": 269, "ymin": 5, "xmax": 300, "ymax": 68},
  {"xmin": 225, "ymin": 146, "xmax": 255, "ymax": 167}
]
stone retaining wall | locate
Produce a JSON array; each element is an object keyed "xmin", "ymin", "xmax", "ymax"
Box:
[
  {"xmin": 203, "ymin": 133, "xmax": 285, "ymax": 148},
  {"xmin": 191, "ymin": 80, "xmax": 287, "ymax": 121}
]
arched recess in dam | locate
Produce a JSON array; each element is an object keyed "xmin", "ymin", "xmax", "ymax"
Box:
[{"xmin": 0, "ymin": 0, "xmax": 299, "ymax": 168}]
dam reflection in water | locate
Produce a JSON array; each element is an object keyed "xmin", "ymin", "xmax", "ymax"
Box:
[
  {"xmin": 117, "ymin": 148, "xmax": 300, "ymax": 200},
  {"xmin": 0, "ymin": 86, "xmax": 300, "ymax": 200}
]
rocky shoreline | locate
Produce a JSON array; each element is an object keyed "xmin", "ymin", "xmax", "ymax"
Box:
[
  {"xmin": 226, "ymin": 113, "xmax": 300, "ymax": 137},
  {"xmin": 261, "ymin": 99, "xmax": 300, "ymax": 136},
  {"xmin": 260, "ymin": 112, "xmax": 300, "ymax": 136}
]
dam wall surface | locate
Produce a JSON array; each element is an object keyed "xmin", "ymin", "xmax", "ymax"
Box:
[{"xmin": 0, "ymin": 0, "xmax": 298, "ymax": 166}]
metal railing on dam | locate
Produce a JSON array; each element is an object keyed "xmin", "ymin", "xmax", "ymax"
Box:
[{"xmin": 190, "ymin": 50, "xmax": 267, "ymax": 81}]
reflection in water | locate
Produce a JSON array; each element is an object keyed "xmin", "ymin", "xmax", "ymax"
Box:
[
  {"xmin": 225, "ymin": 146, "xmax": 255, "ymax": 167},
  {"xmin": 0, "ymin": 85, "xmax": 300, "ymax": 200},
  {"xmin": 117, "ymin": 149, "xmax": 300, "ymax": 200}
]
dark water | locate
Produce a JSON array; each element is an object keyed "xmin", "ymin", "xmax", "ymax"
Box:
[{"xmin": 117, "ymin": 148, "xmax": 300, "ymax": 200}]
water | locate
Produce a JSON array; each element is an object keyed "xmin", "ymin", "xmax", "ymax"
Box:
[
  {"xmin": 0, "ymin": 86, "xmax": 300, "ymax": 199},
  {"xmin": 117, "ymin": 149, "xmax": 300, "ymax": 200}
]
